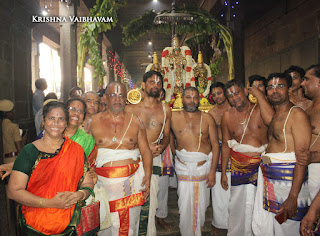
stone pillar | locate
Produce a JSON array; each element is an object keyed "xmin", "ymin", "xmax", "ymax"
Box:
[
  {"xmin": 31, "ymin": 30, "xmax": 42, "ymax": 92},
  {"xmin": 59, "ymin": 1, "xmax": 77, "ymax": 102}
]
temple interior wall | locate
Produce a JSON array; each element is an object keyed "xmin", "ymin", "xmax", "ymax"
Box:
[{"xmin": 244, "ymin": 0, "xmax": 320, "ymax": 79}]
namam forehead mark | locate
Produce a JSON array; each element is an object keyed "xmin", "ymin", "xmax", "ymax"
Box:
[
  {"xmin": 185, "ymin": 90, "xmax": 199, "ymax": 98},
  {"xmin": 289, "ymin": 72, "xmax": 300, "ymax": 78},
  {"xmin": 270, "ymin": 77, "xmax": 280, "ymax": 86},
  {"xmin": 154, "ymin": 75, "xmax": 161, "ymax": 84},
  {"xmin": 75, "ymin": 90, "xmax": 82, "ymax": 96},
  {"xmin": 108, "ymin": 83, "xmax": 125, "ymax": 94},
  {"xmin": 226, "ymin": 86, "xmax": 236, "ymax": 96}
]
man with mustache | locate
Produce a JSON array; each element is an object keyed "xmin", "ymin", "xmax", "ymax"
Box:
[
  {"xmin": 208, "ymin": 82, "xmax": 231, "ymax": 235},
  {"xmin": 252, "ymin": 73, "xmax": 311, "ymax": 236},
  {"xmin": 87, "ymin": 82, "xmax": 153, "ymax": 235},
  {"xmin": 125, "ymin": 70, "xmax": 172, "ymax": 235},
  {"xmin": 300, "ymin": 65, "xmax": 320, "ymax": 235},
  {"xmin": 221, "ymin": 79, "xmax": 269, "ymax": 236},
  {"xmin": 171, "ymin": 86, "xmax": 219, "ymax": 236}
]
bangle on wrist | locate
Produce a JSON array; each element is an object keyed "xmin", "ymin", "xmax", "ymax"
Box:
[
  {"xmin": 78, "ymin": 189, "xmax": 86, "ymax": 201},
  {"xmin": 39, "ymin": 198, "xmax": 44, "ymax": 208}
]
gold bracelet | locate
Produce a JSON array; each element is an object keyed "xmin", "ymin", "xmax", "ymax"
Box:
[
  {"xmin": 78, "ymin": 190, "xmax": 86, "ymax": 201},
  {"xmin": 39, "ymin": 198, "xmax": 44, "ymax": 208}
]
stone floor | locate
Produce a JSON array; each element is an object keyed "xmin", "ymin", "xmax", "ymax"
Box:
[{"xmin": 156, "ymin": 188, "xmax": 228, "ymax": 236}]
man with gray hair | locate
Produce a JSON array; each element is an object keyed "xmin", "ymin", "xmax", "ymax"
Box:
[{"xmin": 87, "ymin": 81, "xmax": 152, "ymax": 235}]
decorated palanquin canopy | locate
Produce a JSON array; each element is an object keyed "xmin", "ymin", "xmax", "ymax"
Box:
[{"xmin": 123, "ymin": 6, "xmax": 234, "ymax": 112}]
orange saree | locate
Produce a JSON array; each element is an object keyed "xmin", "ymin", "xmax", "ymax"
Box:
[{"xmin": 21, "ymin": 137, "xmax": 85, "ymax": 235}]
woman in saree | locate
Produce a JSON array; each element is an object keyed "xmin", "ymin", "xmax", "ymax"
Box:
[
  {"xmin": 7, "ymin": 101, "xmax": 94, "ymax": 235},
  {"xmin": 0, "ymin": 98, "xmax": 97, "ymax": 179}
]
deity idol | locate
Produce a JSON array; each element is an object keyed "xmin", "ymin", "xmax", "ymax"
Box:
[
  {"xmin": 145, "ymin": 52, "xmax": 165, "ymax": 77},
  {"xmin": 190, "ymin": 51, "xmax": 212, "ymax": 98},
  {"xmin": 161, "ymin": 35, "xmax": 193, "ymax": 103}
]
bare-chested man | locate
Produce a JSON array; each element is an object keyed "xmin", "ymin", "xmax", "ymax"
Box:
[
  {"xmin": 252, "ymin": 73, "xmax": 311, "ymax": 236},
  {"xmin": 284, "ymin": 65, "xmax": 312, "ymax": 110},
  {"xmin": 87, "ymin": 82, "xmax": 152, "ymax": 235},
  {"xmin": 208, "ymin": 82, "xmax": 231, "ymax": 234},
  {"xmin": 125, "ymin": 70, "xmax": 172, "ymax": 235},
  {"xmin": 300, "ymin": 65, "xmax": 320, "ymax": 235},
  {"xmin": 171, "ymin": 86, "xmax": 219, "ymax": 236},
  {"xmin": 220, "ymin": 79, "xmax": 269, "ymax": 236}
]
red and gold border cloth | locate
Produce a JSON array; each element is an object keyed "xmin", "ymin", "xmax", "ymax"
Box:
[{"xmin": 230, "ymin": 149, "xmax": 261, "ymax": 186}]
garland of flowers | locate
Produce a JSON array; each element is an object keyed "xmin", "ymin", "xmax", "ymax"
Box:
[
  {"xmin": 122, "ymin": 8, "xmax": 234, "ymax": 79},
  {"xmin": 77, "ymin": 0, "xmax": 126, "ymax": 87}
]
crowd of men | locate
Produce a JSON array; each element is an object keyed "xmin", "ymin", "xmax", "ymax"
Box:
[{"xmin": 1, "ymin": 64, "xmax": 320, "ymax": 236}]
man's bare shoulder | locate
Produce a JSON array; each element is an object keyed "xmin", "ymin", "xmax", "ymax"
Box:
[
  {"xmin": 164, "ymin": 103, "xmax": 172, "ymax": 114},
  {"xmin": 208, "ymin": 105, "xmax": 217, "ymax": 115},
  {"xmin": 125, "ymin": 103, "xmax": 140, "ymax": 112},
  {"xmin": 290, "ymin": 106, "xmax": 309, "ymax": 120},
  {"xmin": 203, "ymin": 112, "xmax": 215, "ymax": 123},
  {"xmin": 90, "ymin": 112, "xmax": 103, "ymax": 123}
]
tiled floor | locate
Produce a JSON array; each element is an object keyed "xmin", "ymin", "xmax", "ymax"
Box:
[{"xmin": 156, "ymin": 188, "xmax": 228, "ymax": 236}]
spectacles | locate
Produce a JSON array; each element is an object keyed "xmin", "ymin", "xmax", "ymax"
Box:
[
  {"xmin": 266, "ymin": 84, "xmax": 286, "ymax": 91},
  {"xmin": 106, "ymin": 93, "xmax": 126, "ymax": 98},
  {"xmin": 69, "ymin": 107, "xmax": 84, "ymax": 114}
]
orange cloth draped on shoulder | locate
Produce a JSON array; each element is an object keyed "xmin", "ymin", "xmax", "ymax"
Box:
[{"xmin": 21, "ymin": 137, "xmax": 85, "ymax": 235}]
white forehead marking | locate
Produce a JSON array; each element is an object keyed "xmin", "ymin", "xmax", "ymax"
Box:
[
  {"xmin": 76, "ymin": 90, "xmax": 82, "ymax": 96},
  {"xmin": 272, "ymin": 77, "xmax": 280, "ymax": 86},
  {"xmin": 227, "ymin": 86, "xmax": 236, "ymax": 95},
  {"xmin": 114, "ymin": 85, "xmax": 121, "ymax": 93},
  {"xmin": 154, "ymin": 76, "xmax": 160, "ymax": 83}
]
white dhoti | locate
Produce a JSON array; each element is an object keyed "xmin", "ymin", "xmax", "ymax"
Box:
[
  {"xmin": 211, "ymin": 141, "xmax": 231, "ymax": 229},
  {"xmin": 156, "ymin": 174, "xmax": 169, "ymax": 218},
  {"xmin": 156, "ymin": 145, "xmax": 175, "ymax": 219},
  {"xmin": 145, "ymin": 154, "xmax": 162, "ymax": 236},
  {"xmin": 175, "ymin": 149, "xmax": 212, "ymax": 236},
  {"xmin": 95, "ymin": 148, "xmax": 145, "ymax": 236},
  {"xmin": 252, "ymin": 152, "xmax": 309, "ymax": 236},
  {"xmin": 211, "ymin": 171, "xmax": 231, "ymax": 229},
  {"xmin": 308, "ymin": 163, "xmax": 320, "ymax": 201},
  {"xmin": 227, "ymin": 140, "xmax": 266, "ymax": 236}
]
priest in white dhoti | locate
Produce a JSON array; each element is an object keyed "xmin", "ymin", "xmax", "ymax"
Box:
[
  {"xmin": 171, "ymin": 87, "xmax": 220, "ymax": 236},
  {"xmin": 87, "ymin": 81, "xmax": 153, "ymax": 236},
  {"xmin": 252, "ymin": 74, "xmax": 311, "ymax": 236},
  {"xmin": 220, "ymin": 79, "xmax": 271, "ymax": 236}
]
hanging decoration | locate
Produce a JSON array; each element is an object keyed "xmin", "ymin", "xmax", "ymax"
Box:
[
  {"xmin": 108, "ymin": 51, "xmax": 124, "ymax": 80},
  {"xmin": 122, "ymin": 8, "xmax": 234, "ymax": 80},
  {"xmin": 77, "ymin": 0, "xmax": 126, "ymax": 88}
]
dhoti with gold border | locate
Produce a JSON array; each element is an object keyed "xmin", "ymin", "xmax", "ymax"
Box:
[
  {"xmin": 95, "ymin": 149, "xmax": 145, "ymax": 236},
  {"xmin": 175, "ymin": 149, "xmax": 212, "ymax": 236}
]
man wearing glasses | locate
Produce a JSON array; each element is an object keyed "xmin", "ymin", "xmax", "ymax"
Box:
[{"xmin": 252, "ymin": 73, "xmax": 311, "ymax": 236}]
